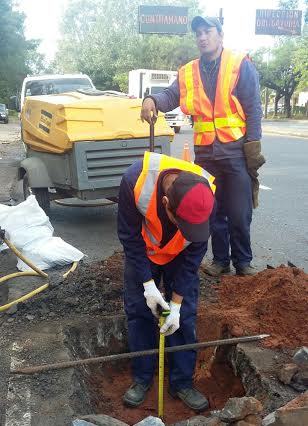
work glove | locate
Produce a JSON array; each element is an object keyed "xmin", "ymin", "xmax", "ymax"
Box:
[
  {"xmin": 140, "ymin": 97, "xmax": 158, "ymax": 124},
  {"xmin": 243, "ymin": 141, "xmax": 266, "ymax": 209},
  {"xmin": 160, "ymin": 301, "xmax": 181, "ymax": 336},
  {"xmin": 143, "ymin": 279, "xmax": 169, "ymax": 318},
  {"xmin": 243, "ymin": 141, "xmax": 266, "ymax": 171}
]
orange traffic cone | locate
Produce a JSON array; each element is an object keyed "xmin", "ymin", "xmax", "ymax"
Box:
[{"xmin": 182, "ymin": 142, "xmax": 192, "ymax": 162}]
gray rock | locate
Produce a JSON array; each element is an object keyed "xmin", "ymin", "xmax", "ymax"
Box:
[
  {"xmin": 235, "ymin": 414, "xmax": 262, "ymax": 425},
  {"xmin": 278, "ymin": 363, "xmax": 298, "ymax": 384},
  {"xmin": 276, "ymin": 407, "xmax": 308, "ymax": 425},
  {"xmin": 261, "ymin": 412, "xmax": 276, "ymax": 426},
  {"xmin": 293, "ymin": 369, "xmax": 308, "ymax": 388},
  {"xmin": 172, "ymin": 416, "xmax": 226, "ymax": 426},
  {"xmin": 73, "ymin": 421, "xmax": 97, "ymax": 426},
  {"xmin": 262, "ymin": 392, "xmax": 308, "ymax": 426},
  {"xmin": 80, "ymin": 414, "xmax": 129, "ymax": 426},
  {"xmin": 26, "ymin": 314, "xmax": 35, "ymax": 321},
  {"xmin": 292, "ymin": 347, "xmax": 308, "ymax": 368},
  {"xmin": 219, "ymin": 397, "xmax": 263, "ymax": 422},
  {"xmin": 133, "ymin": 417, "xmax": 165, "ymax": 426}
]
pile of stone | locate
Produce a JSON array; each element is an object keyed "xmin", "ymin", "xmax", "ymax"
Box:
[
  {"xmin": 72, "ymin": 389, "xmax": 308, "ymax": 426},
  {"xmin": 278, "ymin": 347, "xmax": 308, "ymax": 392}
]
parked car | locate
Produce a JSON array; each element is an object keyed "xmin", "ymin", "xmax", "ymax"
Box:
[{"xmin": 0, "ymin": 104, "xmax": 9, "ymax": 124}]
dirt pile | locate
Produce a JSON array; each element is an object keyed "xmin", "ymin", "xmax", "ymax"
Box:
[
  {"xmin": 210, "ymin": 266, "xmax": 308, "ymax": 349},
  {"xmin": 11, "ymin": 255, "xmax": 308, "ymax": 350},
  {"xmin": 14, "ymin": 252, "xmax": 125, "ymax": 319}
]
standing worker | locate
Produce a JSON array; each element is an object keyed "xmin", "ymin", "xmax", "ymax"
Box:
[
  {"xmin": 118, "ymin": 151, "xmax": 215, "ymax": 411},
  {"xmin": 141, "ymin": 16, "xmax": 266, "ymax": 276}
]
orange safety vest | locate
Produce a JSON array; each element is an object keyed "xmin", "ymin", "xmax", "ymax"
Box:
[
  {"xmin": 134, "ymin": 152, "xmax": 216, "ymax": 265},
  {"xmin": 179, "ymin": 49, "xmax": 247, "ymax": 146}
]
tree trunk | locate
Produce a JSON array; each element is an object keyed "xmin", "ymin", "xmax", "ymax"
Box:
[
  {"xmin": 285, "ymin": 94, "xmax": 292, "ymax": 118},
  {"xmin": 274, "ymin": 93, "xmax": 280, "ymax": 117}
]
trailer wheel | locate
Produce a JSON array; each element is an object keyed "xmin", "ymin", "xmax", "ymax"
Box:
[
  {"xmin": 23, "ymin": 174, "xmax": 50, "ymax": 215},
  {"xmin": 174, "ymin": 126, "xmax": 181, "ymax": 134}
]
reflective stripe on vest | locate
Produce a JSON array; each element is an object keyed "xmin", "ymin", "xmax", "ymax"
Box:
[
  {"xmin": 179, "ymin": 49, "xmax": 247, "ymax": 146},
  {"xmin": 134, "ymin": 152, "xmax": 215, "ymax": 265}
]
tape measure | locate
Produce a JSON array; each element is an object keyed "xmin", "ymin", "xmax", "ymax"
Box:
[{"xmin": 158, "ymin": 309, "xmax": 170, "ymax": 419}]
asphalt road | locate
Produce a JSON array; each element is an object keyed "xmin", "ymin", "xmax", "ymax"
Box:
[
  {"xmin": 1, "ymin": 124, "xmax": 308, "ymax": 274},
  {"xmin": 43, "ymin": 126, "xmax": 308, "ymax": 272}
]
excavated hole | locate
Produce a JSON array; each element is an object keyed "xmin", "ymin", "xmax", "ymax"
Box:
[{"xmin": 64, "ymin": 314, "xmax": 245, "ymax": 425}]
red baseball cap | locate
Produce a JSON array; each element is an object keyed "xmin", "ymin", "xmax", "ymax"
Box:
[{"xmin": 167, "ymin": 171, "xmax": 214, "ymax": 242}]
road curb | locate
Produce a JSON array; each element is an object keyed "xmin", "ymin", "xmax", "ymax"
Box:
[{"xmin": 262, "ymin": 129, "xmax": 308, "ymax": 138}]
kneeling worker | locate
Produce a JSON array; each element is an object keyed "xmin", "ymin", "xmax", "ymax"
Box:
[{"xmin": 117, "ymin": 151, "xmax": 216, "ymax": 411}]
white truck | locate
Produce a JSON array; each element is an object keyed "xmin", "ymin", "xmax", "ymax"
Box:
[
  {"xmin": 18, "ymin": 73, "xmax": 95, "ymax": 111},
  {"xmin": 128, "ymin": 69, "xmax": 187, "ymax": 133}
]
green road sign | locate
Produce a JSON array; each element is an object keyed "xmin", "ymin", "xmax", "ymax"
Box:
[{"xmin": 138, "ymin": 5, "xmax": 188, "ymax": 35}]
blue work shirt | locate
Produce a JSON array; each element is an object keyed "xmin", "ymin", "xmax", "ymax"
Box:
[
  {"xmin": 150, "ymin": 51, "xmax": 263, "ymax": 161},
  {"xmin": 117, "ymin": 160, "xmax": 208, "ymax": 297}
]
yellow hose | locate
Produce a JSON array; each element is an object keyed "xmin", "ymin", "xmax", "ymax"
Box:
[
  {"xmin": 4, "ymin": 237, "xmax": 48, "ymax": 278},
  {"xmin": 0, "ymin": 236, "xmax": 79, "ymax": 312}
]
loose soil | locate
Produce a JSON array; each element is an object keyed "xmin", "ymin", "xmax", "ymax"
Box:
[
  {"xmin": 3, "ymin": 253, "xmax": 308, "ymax": 424},
  {"xmin": 16, "ymin": 255, "xmax": 304, "ymax": 351}
]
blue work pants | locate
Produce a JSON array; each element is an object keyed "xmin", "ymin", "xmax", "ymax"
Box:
[
  {"xmin": 124, "ymin": 255, "xmax": 200, "ymax": 391},
  {"xmin": 196, "ymin": 157, "xmax": 253, "ymax": 269}
]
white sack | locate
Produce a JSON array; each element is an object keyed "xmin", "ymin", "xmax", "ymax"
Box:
[{"xmin": 0, "ymin": 195, "xmax": 84, "ymax": 270}]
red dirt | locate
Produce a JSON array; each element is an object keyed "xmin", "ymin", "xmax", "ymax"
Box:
[
  {"xmin": 90, "ymin": 356, "xmax": 244, "ymax": 425},
  {"xmin": 212, "ymin": 266, "xmax": 308, "ymax": 349}
]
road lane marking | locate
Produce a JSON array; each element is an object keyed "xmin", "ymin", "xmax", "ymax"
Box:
[
  {"xmin": 5, "ymin": 342, "xmax": 31, "ymax": 426},
  {"xmin": 260, "ymin": 185, "xmax": 272, "ymax": 190}
]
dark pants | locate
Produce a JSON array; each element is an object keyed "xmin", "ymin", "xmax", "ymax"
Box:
[
  {"xmin": 124, "ymin": 255, "xmax": 200, "ymax": 391},
  {"xmin": 196, "ymin": 157, "xmax": 253, "ymax": 269}
]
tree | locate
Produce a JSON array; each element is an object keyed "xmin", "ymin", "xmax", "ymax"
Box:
[
  {"xmin": 0, "ymin": 0, "xmax": 43, "ymax": 104},
  {"xmin": 253, "ymin": 40, "xmax": 301, "ymax": 117},
  {"xmin": 54, "ymin": 0, "xmax": 201, "ymax": 91}
]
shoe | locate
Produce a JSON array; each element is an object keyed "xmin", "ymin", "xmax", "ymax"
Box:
[
  {"xmin": 123, "ymin": 382, "xmax": 150, "ymax": 407},
  {"xmin": 169, "ymin": 387, "xmax": 209, "ymax": 412},
  {"xmin": 236, "ymin": 265, "xmax": 257, "ymax": 276},
  {"xmin": 204, "ymin": 261, "xmax": 230, "ymax": 277}
]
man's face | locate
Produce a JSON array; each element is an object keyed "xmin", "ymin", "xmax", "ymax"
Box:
[{"xmin": 195, "ymin": 25, "xmax": 223, "ymax": 55}]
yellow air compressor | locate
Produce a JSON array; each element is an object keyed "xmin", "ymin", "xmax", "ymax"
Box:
[{"xmin": 19, "ymin": 90, "xmax": 173, "ymax": 213}]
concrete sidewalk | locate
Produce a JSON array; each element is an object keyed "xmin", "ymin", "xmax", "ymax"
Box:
[{"xmin": 262, "ymin": 119, "xmax": 308, "ymax": 138}]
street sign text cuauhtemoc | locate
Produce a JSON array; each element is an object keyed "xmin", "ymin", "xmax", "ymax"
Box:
[
  {"xmin": 139, "ymin": 5, "xmax": 188, "ymax": 34},
  {"xmin": 255, "ymin": 9, "xmax": 302, "ymax": 35}
]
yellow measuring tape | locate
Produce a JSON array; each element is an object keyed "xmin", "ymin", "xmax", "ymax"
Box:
[{"xmin": 158, "ymin": 309, "xmax": 170, "ymax": 419}]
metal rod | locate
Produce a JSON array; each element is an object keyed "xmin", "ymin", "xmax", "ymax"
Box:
[
  {"xmin": 149, "ymin": 121, "xmax": 155, "ymax": 152},
  {"xmin": 11, "ymin": 334, "xmax": 270, "ymax": 375}
]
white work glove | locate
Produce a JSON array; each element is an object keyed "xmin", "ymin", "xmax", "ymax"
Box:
[
  {"xmin": 160, "ymin": 301, "xmax": 181, "ymax": 336},
  {"xmin": 143, "ymin": 279, "xmax": 169, "ymax": 318}
]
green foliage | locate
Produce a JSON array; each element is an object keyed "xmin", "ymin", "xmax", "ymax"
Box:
[
  {"xmin": 0, "ymin": 0, "xmax": 44, "ymax": 104},
  {"xmin": 55, "ymin": 0, "xmax": 201, "ymax": 91},
  {"xmin": 278, "ymin": 0, "xmax": 299, "ymax": 9},
  {"xmin": 253, "ymin": 39, "xmax": 303, "ymax": 117}
]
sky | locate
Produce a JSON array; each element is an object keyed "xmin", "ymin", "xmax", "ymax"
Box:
[{"xmin": 16, "ymin": 0, "xmax": 303, "ymax": 61}]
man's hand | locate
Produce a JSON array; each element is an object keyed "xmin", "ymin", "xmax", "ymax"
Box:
[
  {"xmin": 140, "ymin": 98, "xmax": 158, "ymax": 124},
  {"xmin": 243, "ymin": 141, "xmax": 266, "ymax": 209},
  {"xmin": 243, "ymin": 141, "xmax": 266, "ymax": 172},
  {"xmin": 143, "ymin": 279, "xmax": 169, "ymax": 318},
  {"xmin": 160, "ymin": 301, "xmax": 181, "ymax": 336}
]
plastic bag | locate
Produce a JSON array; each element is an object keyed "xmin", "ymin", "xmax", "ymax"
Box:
[{"xmin": 0, "ymin": 195, "xmax": 84, "ymax": 270}]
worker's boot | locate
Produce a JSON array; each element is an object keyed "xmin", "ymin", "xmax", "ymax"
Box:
[
  {"xmin": 204, "ymin": 261, "xmax": 230, "ymax": 277},
  {"xmin": 123, "ymin": 382, "xmax": 150, "ymax": 407},
  {"xmin": 236, "ymin": 265, "xmax": 257, "ymax": 276},
  {"xmin": 169, "ymin": 387, "xmax": 209, "ymax": 412}
]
